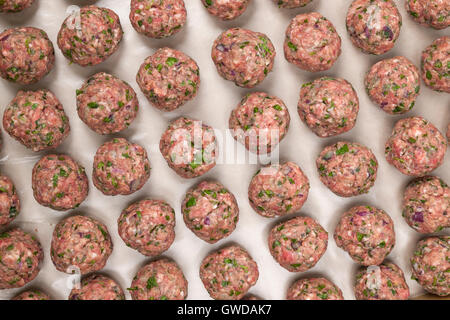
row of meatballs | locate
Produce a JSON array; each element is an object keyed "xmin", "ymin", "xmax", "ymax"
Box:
[
  {"xmin": 0, "ymin": 2, "xmax": 448, "ymax": 94},
  {"xmin": 0, "ymin": 0, "xmax": 449, "ymax": 33},
  {"xmin": 1, "ymin": 218, "xmax": 448, "ymax": 300},
  {"xmin": 0, "ymin": 115, "xmax": 448, "ymax": 228},
  {"xmin": 1, "ymin": 0, "xmax": 449, "ymax": 47}
]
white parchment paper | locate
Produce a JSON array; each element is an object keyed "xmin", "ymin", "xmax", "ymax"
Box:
[{"xmin": 0, "ymin": 0, "xmax": 448, "ymax": 300}]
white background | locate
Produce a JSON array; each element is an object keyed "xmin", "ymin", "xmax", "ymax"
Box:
[{"xmin": 0, "ymin": 0, "xmax": 448, "ymax": 300}]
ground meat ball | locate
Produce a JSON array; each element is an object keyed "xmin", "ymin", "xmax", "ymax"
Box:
[
  {"xmin": 136, "ymin": 47, "xmax": 200, "ymax": 112},
  {"xmin": 334, "ymin": 205, "xmax": 395, "ymax": 266},
  {"xmin": 0, "ymin": 27, "xmax": 54, "ymax": 85},
  {"xmin": 248, "ymin": 162, "xmax": 309, "ymax": 218},
  {"xmin": 402, "ymin": 176, "xmax": 450, "ymax": 234},
  {"xmin": 284, "ymin": 12, "xmax": 341, "ymax": 72},
  {"xmin": 287, "ymin": 277, "xmax": 344, "ymax": 300},
  {"xmin": 69, "ymin": 274, "xmax": 125, "ymax": 300},
  {"xmin": 32, "ymin": 154, "xmax": 88, "ymax": 211},
  {"xmin": 93, "ymin": 138, "xmax": 151, "ymax": 195},
  {"xmin": 202, "ymin": 0, "xmax": 250, "ymax": 20},
  {"xmin": 355, "ymin": 263, "xmax": 410, "ymax": 300},
  {"xmin": 447, "ymin": 123, "xmax": 450, "ymax": 141},
  {"xmin": 76, "ymin": 72, "xmax": 139, "ymax": 135},
  {"xmin": 0, "ymin": 0, "xmax": 34, "ymax": 12},
  {"xmin": 366, "ymin": 56, "xmax": 420, "ymax": 115},
  {"xmin": 182, "ymin": 181, "xmax": 239, "ymax": 243},
  {"xmin": 269, "ymin": 216, "xmax": 328, "ymax": 272},
  {"xmin": 130, "ymin": 258, "xmax": 188, "ymax": 300},
  {"xmin": 385, "ymin": 117, "xmax": 447, "ymax": 177},
  {"xmin": 273, "ymin": 0, "xmax": 313, "ymax": 9},
  {"xmin": 211, "ymin": 28, "xmax": 275, "ymax": 88},
  {"xmin": 411, "ymin": 236, "xmax": 449, "ymax": 296},
  {"xmin": 316, "ymin": 141, "xmax": 378, "ymax": 197},
  {"xmin": 346, "ymin": 0, "xmax": 402, "ymax": 55},
  {"xmin": 229, "ymin": 92, "xmax": 290, "ymax": 154},
  {"xmin": 160, "ymin": 117, "xmax": 217, "ymax": 179},
  {"xmin": 130, "ymin": 0, "xmax": 186, "ymax": 38},
  {"xmin": 406, "ymin": 0, "xmax": 450, "ymax": 30},
  {"xmin": 0, "ymin": 228, "xmax": 43, "ymax": 289},
  {"xmin": 50, "ymin": 215, "xmax": 112, "ymax": 275},
  {"xmin": 118, "ymin": 199, "xmax": 175, "ymax": 256},
  {"xmin": 298, "ymin": 77, "xmax": 359, "ymax": 137},
  {"xmin": 421, "ymin": 37, "xmax": 449, "ymax": 93},
  {"xmin": 57, "ymin": 5, "xmax": 123, "ymax": 67},
  {"xmin": 0, "ymin": 174, "xmax": 19, "ymax": 226},
  {"xmin": 3, "ymin": 89, "xmax": 70, "ymax": 152},
  {"xmin": 12, "ymin": 289, "xmax": 50, "ymax": 300},
  {"xmin": 200, "ymin": 245, "xmax": 258, "ymax": 300}
]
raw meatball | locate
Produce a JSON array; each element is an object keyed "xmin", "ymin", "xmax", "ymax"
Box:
[
  {"xmin": 130, "ymin": 258, "xmax": 188, "ymax": 300},
  {"xmin": 268, "ymin": 216, "xmax": 328, "ymax": 272},
  {"xmin": 69, "ymin": 274, "xmax": 125, "ymax": 300},
  {"xmin": 334, "ymin": 205, "xmax": 395, "ymax": 266},
  {"xmin": 298, "ymin": 77, "xmax": 359, "ymax": 137},
  {"xmin": 159, "ymin": 117, "xmax": 217, "ymax": 179},
  {"xmin": 346, "ymin": 0, "xmax": 402, "ymax": 55},
  {"xmin": 0, "ymin": 228, "xmax": 43, "ymax": 289},
  {"xmin": 365, "ymin": 56, "xmax": 420, "ymax": 115},
  {"xmin": 3, "ymin": 89, "xmax": 70, "ymax": 152},
  {"xmin": 411, "ymin": 236, "xmax": 449, "ymax": 296},
  {"xmin": 93, "ymin": 138, "xmax": 151, "ymax": 195},
  {"xmin": 248, "ymin": 162, "xmax": 309, "ymax": 218},
  {"xmin": 0, "ymin": 0, "xmax": 34, "ymax": 12},
  {"xmin": 181, "ymin": 180, "xmax": 239, "ymax": 243},
  {"xmin": 57, "ymin": 5, "xmax": 123, "ymax": 66},
  {"xmin": 32, "ymin": 154, "xmax": 89, "ymax": 211},
  {"xmin": 402, "ymin": 176, "xmax": 449, "ymax": 233},
  {"xmin": 316, "ymin": 141, "xmax": 378, "ymax": 197},
  {"xmin": 284, "ymin": 12, "xmax": 341, "ymax": 72},
  {"xmin": 355, "ymin": 263, "xmax": 410, "ymax": 300},
  {"xmin": 0, "ymin": 174, "xmax": 19, "ymax": 226},
  {"xmin": 406, "ymin": 0, "xmax": 450, "ymax": 30},
  {"xmin": 118, "ymin": 199, "xmax": 175, "ymax": 256},
  {"xmin": 130, "ymin": 0, "xmax": 186, "ymax": 38},
  {"xmin": 0, "ymin": 27, "xmax": 54, "ymax": 84},
  {"xmin": 200, "ymin": 245, "xmax": 258, "ymax": 300},
  {"xmin": 76, "ymin": 72, "xmax": 139, "ymax": 135},
  {"xmin": 211, "ymin": 28, "xmax": 275, "ymax": 88},
  {"xmin": 202, "ymin": 0, "xmax": 250, "ymax": 20},
  {"xmin": 385, "ymin": 116, "xmax": 447, "ymax": 176},
  {"xmin": 229, "ymin": 92, "xmax": 290, "ymax": 154},
  {"xmin": 287, "ymin": 278, "xmax": 344, "ymax": 300},
  {"xmin": 272, "ymin": 0, "xmax": 313, "ymax": 9},
  {"xmin": 421, "ymin": 36, "xmax": 449, "ymax": 93},
  {"xmin": 136, "ymin": 47, "xmax": 200, "ymax": 112},
  {"xmin": 12, "ymin": 289, "xmax": 50, "ymax": 300},
  {"xmin": 50, "ymin": 215, "xmax": 112, "ymax": 275},
  {"xmin": 447, "ymin": 123, "xmax": 450, "ymax": 141}
]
